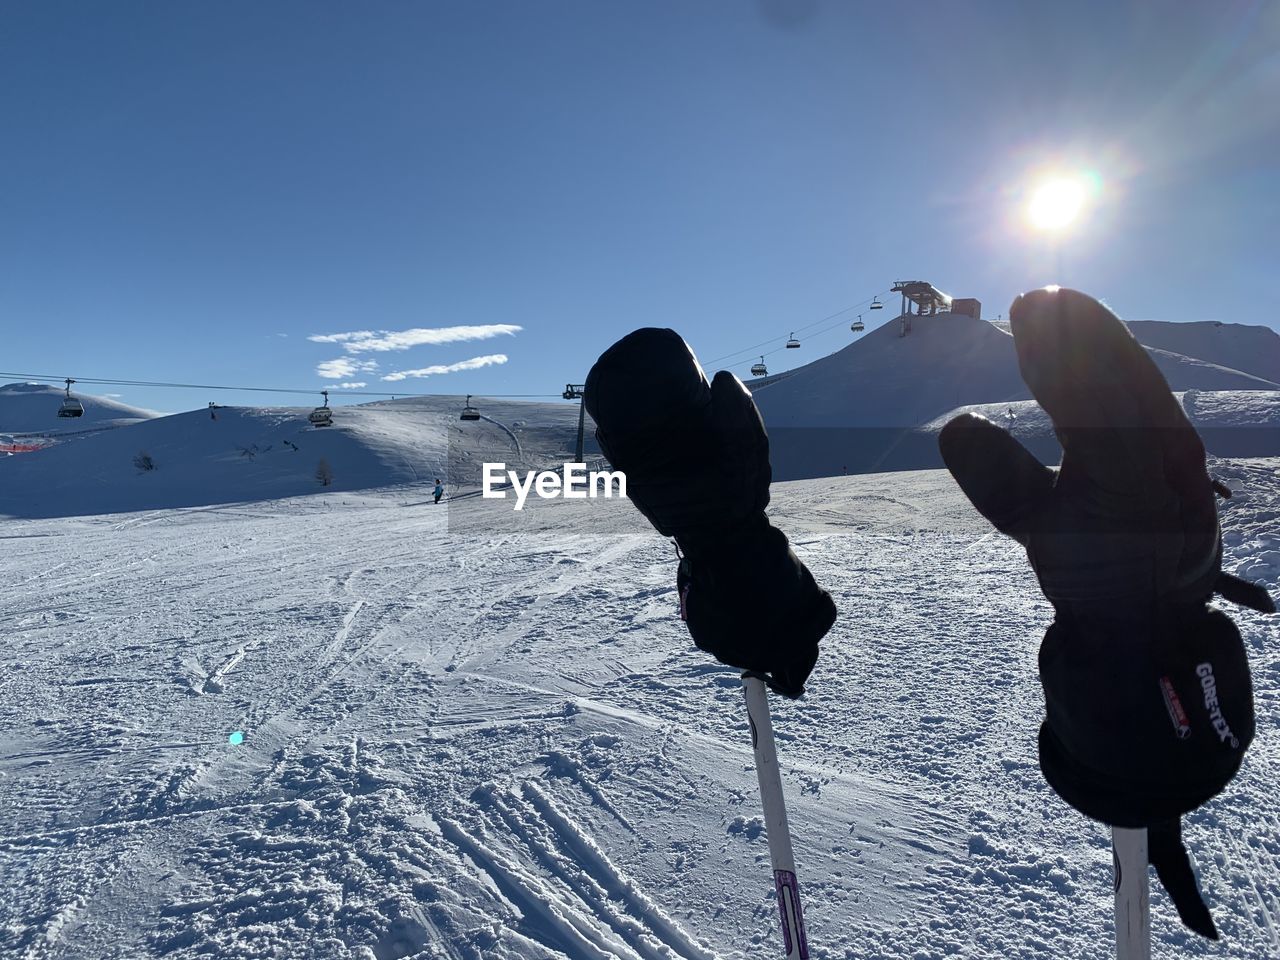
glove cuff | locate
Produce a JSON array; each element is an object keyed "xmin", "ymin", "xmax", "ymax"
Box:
[
  {"xmin": 677, "ymin": 521, "xmax": 836, "ymax": 697},
  {"xmin": 673, "ymin": 512, "xmax": 770, "ymax": 563}
]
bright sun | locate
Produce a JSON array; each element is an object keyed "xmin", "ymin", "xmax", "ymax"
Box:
[{"xmin": 1027, "ymin": 177, "xmax": 1087, "ymax": 231}]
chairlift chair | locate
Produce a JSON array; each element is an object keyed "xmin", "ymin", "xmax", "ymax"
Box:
[
  {"xmin": 309, "ymin": 390, "xmax": 334, "ymax": 427},
  {"xmin": 750, "ymin": 357, "xmax": 768, "ymax": 377},
  {"xmin": 785, "ymin": 333, "xmax": 800, "ymax": 349},
  {"xmin": 851, "ymin": 314, "xmax": 865, "ymax": 333},
  {"xmin": 57, "ymin": 379, "xmax": 84, "ymax": 418},
  {"xmin": 460, "ymin": 395, "xmax": 481, "ymax": 421},
  {"xmin": 869, "ymin": 296, "xmax": 884, "ymax": 311}
]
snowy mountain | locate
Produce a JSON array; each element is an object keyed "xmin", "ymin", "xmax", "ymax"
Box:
[
  {"xmin": 0, "ymin": 381, "xmax": 159, "ymax": 433},
  {"xmin": 753, "ymin": 311, "xmax": 1278, "ymax": 431},
  {"xmin": 0, "ymin": 395, "xmax": 595, "ymax": 519},
  {"xmin": 749, "ymin": 311, "xmax": 1280, "ymax": 479},
  {"xmin": 1127, "ymin": 319, "xmax": 1280, "ymax": 385}
]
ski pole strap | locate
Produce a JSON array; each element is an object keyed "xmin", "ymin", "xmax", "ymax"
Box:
[
  {"xmin": 1215, "ymin": 571, "xmax": 1276, "ymax": 614},
  {"xmin": 1148, "ymin": 818, "xmax": 1218, "ymax": 940}
]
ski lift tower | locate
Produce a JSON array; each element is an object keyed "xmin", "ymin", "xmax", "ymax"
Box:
[
  {"xmin": 563, "ymin": 384, "xmax": 587, "ymax": 462},
  {"xmin": 890, "ymin": 280, "xmax": 953, "ymax": 337}
]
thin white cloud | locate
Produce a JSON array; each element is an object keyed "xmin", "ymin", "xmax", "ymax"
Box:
[
  {"xmin": 381, "ymin": 354, "xmax": 508, "ymax": 382},
  {"xmin": 336, "ymin": 382, "xmax": 366, "ymax": 389},
  {"xmin": 309, "ymin": 324, "xmax": 521, "ymax": 353},
  {"xmin": 104, "ymin": 393, "xmax": 123, "ymax": 398},
  {"xmin": 310, "ymin": 330, "xmax": 375, "ymax": 344},
  {"xmin": 316, "ymin": 358, "xmax": 379, "ymax": 379}
]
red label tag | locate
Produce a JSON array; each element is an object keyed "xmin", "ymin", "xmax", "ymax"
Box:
[{"xmin": 1159, "ymin": 676, "xmax": 1191, "ymax": 740}]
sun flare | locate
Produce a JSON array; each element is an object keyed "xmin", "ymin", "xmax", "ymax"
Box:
[{"xmin": 1027, "ymin": 177, "xmax": 1087, "ymax": 231}]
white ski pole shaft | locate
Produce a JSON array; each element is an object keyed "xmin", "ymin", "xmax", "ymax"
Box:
[
  {"xmin": 743, "ymin": 674, "xmax": 808, "ymax": 960},
  {"xmin": 1113, "ymin": 827, "xmax": 1151, "ymax": 960}
]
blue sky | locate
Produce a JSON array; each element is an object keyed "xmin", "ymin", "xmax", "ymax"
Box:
[{"xmin": 3, "ymin": 1, "xmax": 1277, "ymax": 413}]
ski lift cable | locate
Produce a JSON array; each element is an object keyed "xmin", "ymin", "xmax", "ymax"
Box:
[
  {"xmin": 775, "ymin": 297, "xmax": 895, "ymax": 347},
  {"xmin": 0, "ymin": 371, "xmax": 560, "ymax": 400},
  {"xmin": 704, "ymin": 290, "xmax": 893, "ymax": 368},
  {"xmin": 708, "ymin": 308, "xmax": 865, "ymax": 368},
  {"xmin": 705, "ymin": 289, "xmax": 893, "ymax": 366},
  {"xmin": 734, "ymin": 295, "xmax": 895, "ymax": 368}
]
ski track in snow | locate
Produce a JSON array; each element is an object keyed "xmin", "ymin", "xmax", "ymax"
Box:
[{"xmin": 1, "ymin": 464, "xmax": 1279, "ymax": 958}]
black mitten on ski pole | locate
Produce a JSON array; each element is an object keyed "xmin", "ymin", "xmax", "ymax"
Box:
[
  {"xmin": 585, "ymin": 328, "xmax": 837, "ymax": 698},
  {"xmin": 938, "ymin": 287, "xmax": 1274, "ymax": 940}
]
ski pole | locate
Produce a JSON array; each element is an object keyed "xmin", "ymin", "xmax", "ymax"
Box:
[
  {"xmin": 742, "ymin": 673, "xmax": 809, "ymax": 960},
  {"xmin": 1112, "ymin": 827, "xmax": 1151, "ymax": 960}
]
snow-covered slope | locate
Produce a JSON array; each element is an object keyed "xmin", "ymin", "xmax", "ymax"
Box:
[
  {"xmin": 2, "ymin": 464, "xmax": 1278, "ymax": 959},
  {"xmin": 0, "ymin": 382, "xmax": 159, "ymax": 433},
  {"xmin": 0, "ymin": 395, "xmax": 596, "ymax": 519}
]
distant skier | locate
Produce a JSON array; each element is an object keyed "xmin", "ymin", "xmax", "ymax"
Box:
[{"xmin": 432, "ymin": 479, "xmax": 445, "ymax": 504}]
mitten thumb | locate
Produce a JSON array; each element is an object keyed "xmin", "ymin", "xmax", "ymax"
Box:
[{"xmin": 939, "ymin": 413, "xmax": 1054, "ymax": 546}]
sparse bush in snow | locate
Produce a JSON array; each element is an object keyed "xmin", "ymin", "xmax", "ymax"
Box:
[
  {"xmin": 316, "ymin": 458, "xmax": 334, "ymax": 486},
  {"xmin": 133, "ymin": 451, "xmax": 156, "ymax": 472}
]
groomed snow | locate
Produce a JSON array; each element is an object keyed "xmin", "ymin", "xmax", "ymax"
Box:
[{"xmin": 2, "ymin": 462, "xmax": 1278, "ymax": 959}]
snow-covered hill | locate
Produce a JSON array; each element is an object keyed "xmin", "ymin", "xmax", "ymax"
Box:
[
  {"xmin": 0, "ymin": 395, "xmax": 596, "ymax": 519},
  {"xmin": 0, "ymin": 382, "xmax": 159, "ymax": 433}
]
